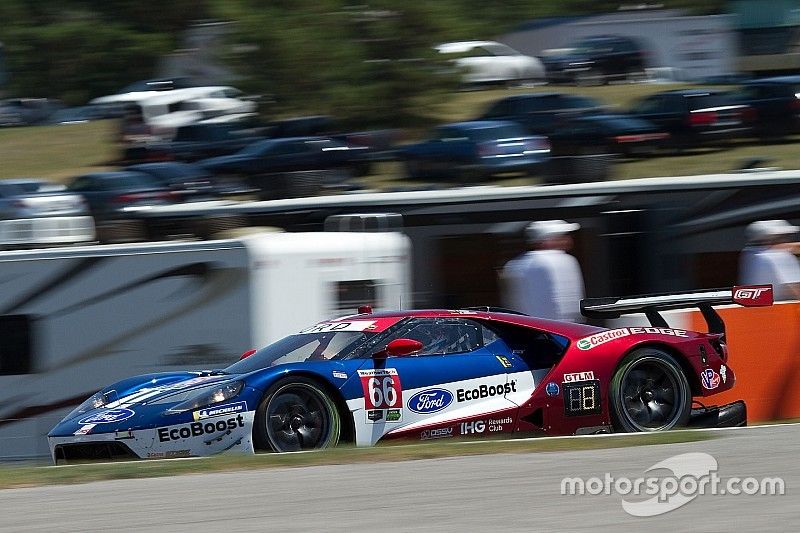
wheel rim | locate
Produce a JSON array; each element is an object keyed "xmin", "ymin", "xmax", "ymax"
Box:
[
  {"xmin": 618, "ymin": 358, "xmax": 686, "ymax": 431},
  {"xmin": 265, "ymin": 384, "xmax": 331, "ymax": 452}
]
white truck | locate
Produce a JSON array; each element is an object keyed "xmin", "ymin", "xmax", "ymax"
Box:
[{"xmin": 0, "ymin": 230, "xmax": 411, "ymax": 459}]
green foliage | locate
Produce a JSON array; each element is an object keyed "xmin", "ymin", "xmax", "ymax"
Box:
[{"xmin": 0, "ymin": 0, "xmax": 729, "ymax": 119}]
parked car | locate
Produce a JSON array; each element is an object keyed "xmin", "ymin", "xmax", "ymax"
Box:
[
  {"xmin": 399, "ymin": 120, "xmax": 550, "ymax": 181},
  {"xmin": 0, "ymin": 98, "xmax": 64, "ymax": 127},
  {"xmin": 436, "ymin": 41, "xmax": 545, "ymax": 86},
  {"xmin": 479, "ymin": 92, "xmax": 606, "ymax": 136},
  {"xmin": 541, "ymin": 35, "xmax": 647, "ymax": 86},
  {"xmin": 67, "ymin": 172, "xmax": 179, "ymax": 233},
  {"xmin": 45, "ymin": 106, "xmax": 109, "ymax": 125},
  {"xmin": 125, "ymin": 162, "xmax": 254, "ymax": 200},
  {"xmin": 0, "ymin": 179, "xmax": 95, "ymax": 248},
  {"xmin": 728, "ymin": 76, "xmax": 800, "ymax": 138},
  {"xmin": 627, "ymin": 89, "xmax": 751, "ymax": 148},
  {"xmin": 198, "ymin": 136, "xmax": 371, "ymax": 197},
  {"xmin": 548, "ymin": 114, "xmax": 669, "ymax": 157}
]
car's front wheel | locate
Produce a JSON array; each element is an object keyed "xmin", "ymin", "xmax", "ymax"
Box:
[
  {"xmin": 609, "ymin": 348, "xmax": 692, "ymax": 432},
  {"xmin": 253, "ymin": 378, "xmax": 341, "ymax": 452}
]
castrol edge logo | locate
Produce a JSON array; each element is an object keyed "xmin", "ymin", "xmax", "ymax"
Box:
[{"xmin": 576, "ymin": 327, "xmax": 689, "ymax": 350}]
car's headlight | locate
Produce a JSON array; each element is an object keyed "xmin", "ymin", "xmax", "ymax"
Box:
[
  {"xmin": 166, "ymin": 381, "xmax": 244, "ymax": 414},
  {"xmin": 66, "ymin": 390, "xmax": 117, "ymax": 419}
]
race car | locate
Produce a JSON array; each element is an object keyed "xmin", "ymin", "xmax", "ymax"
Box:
[{"xmin": 48, "ymin": 285, "xmax": 772, "ymax": 463}]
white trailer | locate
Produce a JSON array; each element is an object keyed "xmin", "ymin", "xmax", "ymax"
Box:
[{"xmin": 0, "ymin": 231, "xmax": 410, "ymax": 459}]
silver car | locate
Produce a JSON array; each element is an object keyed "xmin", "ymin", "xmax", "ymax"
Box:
[{"xmin": 0, "ymin": 179, "xmax": 96, "ymax": 248}]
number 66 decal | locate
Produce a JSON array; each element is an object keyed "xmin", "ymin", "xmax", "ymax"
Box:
[{"xmin": 358, "ymin": 368, "xmax": 403, "ymax": 409}]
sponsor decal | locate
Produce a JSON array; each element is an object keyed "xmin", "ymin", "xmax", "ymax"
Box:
[
  {"xmin": 147, "ymin": 450, "xmax": 191, "ymax": 459},
  {"xmin": 487, "ymin": 416, "xmax": 513, "ymax": 432},
  {"xmin": 299, "ymin": 320, "xmax": 376, "ymax": 334},
  {"xmin": 407, "ymin": 388, "xmax": 453, "ymax": 414},
  {"xmin": 386, "ymin": 409, "xmax": 402, "ymax": 422},
  {"xmin": 193, "ymin": 401, "xmax": 247, "ymax": 421},
  {"xmin": 563, "ymin": 371, "xmax": 595, "ymax": 383},
  {"xmin": 358, "ymin": 368, "xmax": 403, "ymax": 410},
  {"xmin": 420, "ymin": 427, "xmax": 454, "ymax": 440},
  {"xmin": 367, "ymin": 410, "xmax": 383, "ymax": 422},
  {"xmin": 629, "ymin": 327, "xmax": 689, "ymax": 338},
  {"xmin": 701, "ymin": 369, "xmax": 720, "ymax": 390},
  {"xmin": 74, "ymin": 425, "xmax": 95, "ymax": 436},
  {"xmin": 366, "ymin": 408, "xmax": 402, "ymax": 423},
  {"xmin": 460, "ymin": 420, "xmax": 486, "ymax": 435},
  {"xmin": 456, "ymin": 380, "xmax": 516, "ymax": 402},
  {"xmin": 78, "ymin": 408, "xmax": 136, "ymax": 425},
  {"xmin": 576, "ymin": 329, "xmax": 630, "ymax": 350},
  {"xmin": 545, "ymin": 382, "xmax": 560, "ymax": 397},
  {"xmin": 563, "ymin": 380, "xmax": 602, "ymax": 417},
  {"xmin": 495, "ymin": 355, "xmax": 513, "ymax": 368},
  {"xmin": 332, "ymin": 371, "xmax": 348, "ymax": 380},
  {"xmin": 720, "ymin": 365, "xmax": 727, "ymax": 384},
  {"xmin": 114, "ymin": 430, "xmax": 134, "ymax": 440},
  {"xmin": 157, "ymin": 415, "xmax": 245, "ymax": 442}
]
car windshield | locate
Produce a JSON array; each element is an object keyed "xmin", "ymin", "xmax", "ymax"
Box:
[{"xmin": 224, "ymin": 331, "xmax": 379, "ymax": 374}]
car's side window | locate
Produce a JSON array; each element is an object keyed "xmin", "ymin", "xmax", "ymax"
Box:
[{"xmin": 389, "ymin": 318, "xmax": 486, "ymax": 356}]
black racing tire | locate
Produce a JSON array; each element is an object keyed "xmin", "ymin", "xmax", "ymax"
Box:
[
  {"xmin": 609, "ymin": 348, "xmax": 692, "ymax": 432},
  {"xmin": 253, "ymin": 377, "xmax": 341, "ymax": 452}
]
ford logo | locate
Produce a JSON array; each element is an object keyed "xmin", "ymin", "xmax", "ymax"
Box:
[
  {"xmin": 407, "ymin": 388, "xmax": 453, "ymax": 414},
  {"xmin": 78, "ymin": 408, "xmax": 136, "ymax": 425}
]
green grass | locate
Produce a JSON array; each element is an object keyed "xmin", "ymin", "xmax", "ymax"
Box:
[
  {"xmin": 4, "ymin": 83, "xmax": 800, "ymax": 186},
  {"xmin": 0, "ymin": 430, "xmax": 712, "ymax": 489},
  {"xmin": 0, "ymin": 120, "xmax": 118, "ymax": 181}
]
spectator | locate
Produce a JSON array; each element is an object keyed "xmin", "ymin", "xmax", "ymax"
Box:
[
  {"xmin": 739, "ymin": 220, "xmax": 800, "ymax": 301},
  {"xmin": 500, "ymin": 220, "xmax": 585, "ymax": 321}
]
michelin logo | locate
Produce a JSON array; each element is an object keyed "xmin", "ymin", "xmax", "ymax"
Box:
[{"xmin": 193, "ymin": 401, "xmax": 247, "ymax": 421}]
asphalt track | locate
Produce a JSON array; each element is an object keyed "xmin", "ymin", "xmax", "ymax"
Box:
[{"xmin": 1, "ymin": 424, "xmax": 797, "ymax": 532}]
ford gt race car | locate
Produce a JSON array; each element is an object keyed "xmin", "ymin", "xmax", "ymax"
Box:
[{"xmin": 48, "ymin": 285, "xmax": 772, "ymax": 463}]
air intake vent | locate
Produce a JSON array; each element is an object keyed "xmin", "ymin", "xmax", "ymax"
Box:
[{"xmin": 324, "ymin": 213, "xmax": 403, "ymax": 232}]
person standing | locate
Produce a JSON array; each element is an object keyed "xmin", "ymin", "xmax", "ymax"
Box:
[
  {"xmin": 500, "ymin": 219, "xmax": 585, "ymax": 321},
  {"xmin": 739, "ymin": 219, "xmax": 800, "ymax": 301}
]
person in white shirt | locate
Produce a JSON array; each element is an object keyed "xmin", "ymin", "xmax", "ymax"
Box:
[
  {"xmin": 500, "ymin": 220, "xmax": 585, "ymax": 322},
  {"xmin": 739, "ymin": 219, "xmax": 800, "ymax": 301}
]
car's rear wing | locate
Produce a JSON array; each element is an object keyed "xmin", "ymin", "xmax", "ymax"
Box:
[{"xmin": 580, "ymin": 285, "xmax": 773, "ymax": 335}]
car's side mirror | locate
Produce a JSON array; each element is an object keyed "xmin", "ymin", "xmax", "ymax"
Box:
[
  {"xmin": 239, "ymin": 349, "xmax": 257, "ymax": 361},
  {"xmin": 374, "ymin": 338, "xmax": 423, "ymax": 358}
]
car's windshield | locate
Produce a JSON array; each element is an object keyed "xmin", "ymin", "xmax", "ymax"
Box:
[{"xmin": 224, "ymin": 330, "xmax": 379, "ymax": 374}]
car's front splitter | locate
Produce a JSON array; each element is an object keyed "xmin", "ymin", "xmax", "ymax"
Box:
[{"xmin": 49, "ymin": 411, "xmax": 256, "ymax": 463}]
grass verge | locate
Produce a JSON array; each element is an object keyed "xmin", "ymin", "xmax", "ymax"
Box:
[{"xmin": 0, "ymin": 430, "xmax": 712, "ymax": 490}]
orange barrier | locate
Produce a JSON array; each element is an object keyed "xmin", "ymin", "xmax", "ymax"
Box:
[{"xmin": 687, "ymin": 302, "xmax": 800, "ymax": 422}]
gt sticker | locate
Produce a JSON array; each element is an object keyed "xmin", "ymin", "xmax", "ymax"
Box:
[
  {"xmin": 563, "ymin": 371, "xmax": 595, "ymax": 383},
  {"xmin": 193, "ymin": 401, "xmax": 247, "ymax": 421},
  {"xmin": 74, "ymin": 424, "xmax": 95, "ymax": 436},
  {"xmin": 358, "ymin": 368, "xmax": 402, "ymax": 409},
  {"xmin": 720, "ymin": 365, "xmax": 727, "ymax": 383},
  {"xmin": 78, "ymin": 408, "xmax": 136, "ymax": 425},
  {"xmin": 299, "ymin": 321, "xmax": 376, "ymax": 334},
  {"xmin": 701, "ymin": 369, "xmax": 720, "ymax": 390},
  {"xmin": 576, "ymin": 329, "xmax": 630, "ymax": 350}
]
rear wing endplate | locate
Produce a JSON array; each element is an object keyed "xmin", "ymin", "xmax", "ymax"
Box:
[{"xmin": 580, "ymin": 285, "xmax": 773, "ymax": 335}]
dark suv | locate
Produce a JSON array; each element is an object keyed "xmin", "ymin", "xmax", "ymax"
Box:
[
  {"xmin": 729, "ymin": 76, "xmax": 800, "ymax": 138},
  {"xmin": 542, "ymin": 35, "xmax": 647, "ymax": 86},
  {"xmin": 478, "ymin": 92, "xmax": 606, "ymax": 136},
  {"xmin": 627, "ymin": 89, "xmax": 750, "ymax": 148}
]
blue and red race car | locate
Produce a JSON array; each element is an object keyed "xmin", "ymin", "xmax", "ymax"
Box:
[{"xmin": 48, "ymin": 285, "xmax": 772, "ymax": 462}]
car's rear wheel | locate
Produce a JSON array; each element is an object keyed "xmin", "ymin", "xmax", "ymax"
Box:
[
  {"xmin": 254, "ymin": 378, "xmax": 341, "ymax": 452},
  {"xmin": 610, "ymin": 348, "xmax": 691, "ymax": 432}
]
